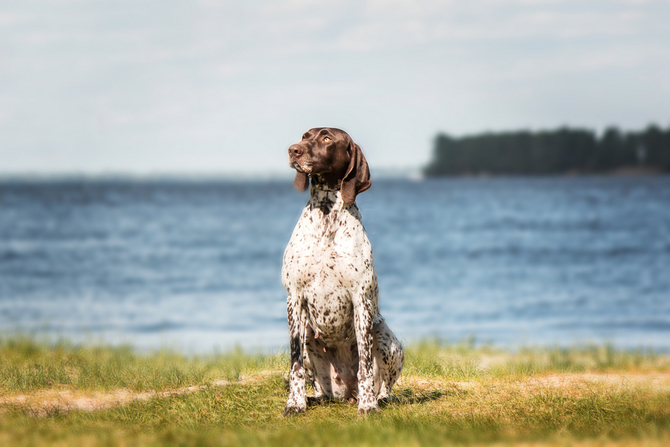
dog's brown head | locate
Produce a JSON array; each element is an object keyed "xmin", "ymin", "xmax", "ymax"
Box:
[{"xmin": 288, "ymin": 128, "xmax": 371, "ymax": 205}]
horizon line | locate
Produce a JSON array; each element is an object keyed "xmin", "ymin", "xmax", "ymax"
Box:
[{"xmin": 0, "ymin": 167, "xmax": 422, "ymax": 182}]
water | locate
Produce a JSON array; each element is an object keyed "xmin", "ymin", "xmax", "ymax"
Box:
[{"xmin": 1, "ymin": 176, "xmax": 669, "ymax": 353}]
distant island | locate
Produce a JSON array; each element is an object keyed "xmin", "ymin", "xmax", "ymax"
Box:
[{"xmin": 423, "ymin": 125, "xmax": 670, "ymax": 176}]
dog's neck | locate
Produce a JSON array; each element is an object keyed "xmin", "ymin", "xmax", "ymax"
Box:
[
  {"xmin": 305, "ymin": 175, "xmax": 364, "ymax": 238},
  {"xmin": 310, "ymin": 174, "xmax": 341, "ymax": 191},
  {"xmin": 308, "ymin": 175, "xmax": 342, "ymax": 215}
]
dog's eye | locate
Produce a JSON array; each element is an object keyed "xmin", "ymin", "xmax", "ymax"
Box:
[
  {"xmin": 302, "ymin": 135, "xmax": 307, "ymax": 140},
  {"xmin": 324, "ymin": 137, "xmax": 331, "ymax": 142}
]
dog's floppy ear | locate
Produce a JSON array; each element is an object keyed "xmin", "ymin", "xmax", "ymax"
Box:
[
  {"xmin": 293, "ymin": 172, "xmax": 309, "ymax": 192},
  {"xmin": 341, "ymin": 141, "xmax": 371, "ymax": 205}
]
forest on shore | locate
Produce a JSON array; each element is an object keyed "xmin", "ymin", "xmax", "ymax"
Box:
[{"xmin": 423, "ymin": 124, "xmax": 670, "ymax": 176}]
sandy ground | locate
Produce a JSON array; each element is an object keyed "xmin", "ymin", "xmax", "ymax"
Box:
[{"xmin": 2, "ymin": 371, "xmax": 670, "ymax": 417}]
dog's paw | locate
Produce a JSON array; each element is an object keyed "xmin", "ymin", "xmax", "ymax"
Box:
[
  {"xmin": 283, "ymin": 403, "xmax": 306, "ymax": 417},
  {"xmin": 283, "ymin": 396, "xmax": 307, "ymax": 417},
  {"xmin": 357, "ymin": 401, "xmax": 379, "ymax": 416}
]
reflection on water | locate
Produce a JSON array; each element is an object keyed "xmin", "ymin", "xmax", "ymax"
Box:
[{"xmin": 1, "ymin": 176, "xmax": 669, "ymax": 352}]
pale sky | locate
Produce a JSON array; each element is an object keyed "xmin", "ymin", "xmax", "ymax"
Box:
[{"xmin": 1, "ymin": 0, "xmax": 669, "ymax": 176}]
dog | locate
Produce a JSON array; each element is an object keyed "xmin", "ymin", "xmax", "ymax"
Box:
[{"xmin": 282, "ymin": 127, "xmax": 404, "ymax": 416}]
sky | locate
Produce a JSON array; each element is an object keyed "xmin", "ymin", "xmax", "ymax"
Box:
[{"xmin": 1, "ymin": 0, "xmax": 669, "ymax": 177}]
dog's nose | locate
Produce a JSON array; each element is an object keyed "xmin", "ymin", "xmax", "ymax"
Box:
[{"xmin": 288, "ymin": 144, "xmax": 303, "ymax": 159}]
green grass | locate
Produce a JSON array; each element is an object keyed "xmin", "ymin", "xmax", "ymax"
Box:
[
  {"xmin": 404, "ymin": 337, "xmax": 669, "ymax": 379},
  {"xmin": 0, "ymin": 335, "xmax": 287, "ymax": 393},
  {"xmin": 1, "ymin": 335, "xmax": 669, "ymax": 446}
]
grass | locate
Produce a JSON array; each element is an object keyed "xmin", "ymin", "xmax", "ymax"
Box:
[
  {"xmin": 1, "ymin": 335, "xmax": 670, "ymax": 446},
  {"xmin": 0, "ymin": 335, "xmax": 286, "ymax": 393}
]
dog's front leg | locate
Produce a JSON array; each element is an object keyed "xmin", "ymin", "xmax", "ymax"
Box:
[
  {"xmin": 284, "ymin": 294, "xmax": 307, "ymax": 416},
  {"xmin": 353, "ymin": 288, "xmax": 379, "ymax": 415}
]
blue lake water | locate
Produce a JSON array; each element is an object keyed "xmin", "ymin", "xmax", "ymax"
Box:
[{"xmin": 1, "ymin": 176, "xmax": 669, "ymax": 353}]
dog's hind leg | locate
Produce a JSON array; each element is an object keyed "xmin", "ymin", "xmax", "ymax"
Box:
[{"xmin": 372, "ymin": 316, "xmax": 404, "ymax": 401}]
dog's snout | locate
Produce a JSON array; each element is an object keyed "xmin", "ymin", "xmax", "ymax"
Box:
[{"xmin": 288, "ymin": 144, "xmax": 303, "ymax": 159}]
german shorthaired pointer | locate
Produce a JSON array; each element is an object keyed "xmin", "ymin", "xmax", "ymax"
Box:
[{"xmin": 282, "ymin": 127, "xmax": 404, "ymax": 416}]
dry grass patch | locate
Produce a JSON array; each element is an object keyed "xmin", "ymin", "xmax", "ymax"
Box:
[{"xmin": 0, "ymin": 371, "xmax": 287, "ymax": 416}]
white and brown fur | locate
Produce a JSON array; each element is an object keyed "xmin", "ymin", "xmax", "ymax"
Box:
[{"xmin": 282, "ymin": 127, "xmax": 404, "ymax": 416}]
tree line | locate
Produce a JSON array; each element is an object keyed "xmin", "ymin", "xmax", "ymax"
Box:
[{"xmin": 423, "ymin": 125, "xmax": 670, "ymax": 176}]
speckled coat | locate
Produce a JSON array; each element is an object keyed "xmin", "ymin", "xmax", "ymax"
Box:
[{"xmin": 282, "ymin": 176, "xmax": 404, "ymax": 416}]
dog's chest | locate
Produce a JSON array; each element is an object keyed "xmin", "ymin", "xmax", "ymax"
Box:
[{"xmin": 284, "ymin": 205, "xmax": 370, "ymax": 275}]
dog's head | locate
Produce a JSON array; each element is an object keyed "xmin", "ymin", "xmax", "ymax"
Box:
[{"xmin": 287, "ymin": 127, "xmax": 371, "ymax": 205}]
